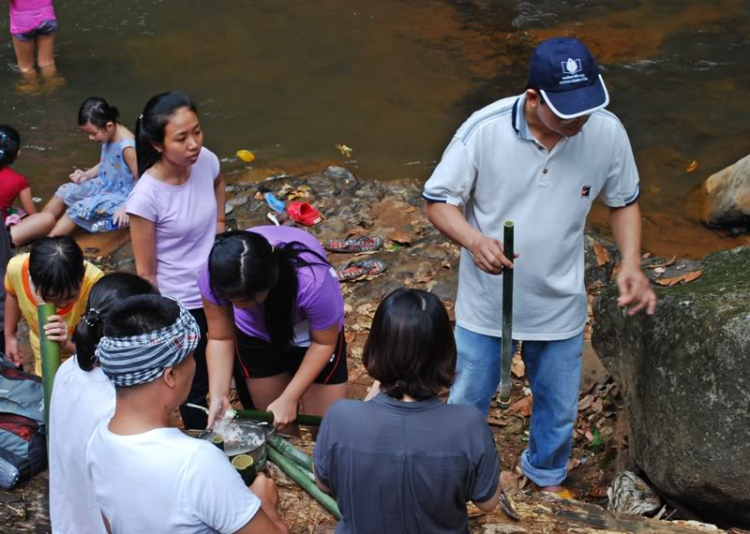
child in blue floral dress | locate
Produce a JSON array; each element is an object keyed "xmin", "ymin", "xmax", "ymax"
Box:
[{"xmin": 43, "ymin": 97, "xmax": 137, "ymax": 235}]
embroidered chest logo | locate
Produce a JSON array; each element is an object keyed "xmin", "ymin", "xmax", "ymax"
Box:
[{"xmin": 581, "ymin": 185, "xmax": 591, "ymax": 198}]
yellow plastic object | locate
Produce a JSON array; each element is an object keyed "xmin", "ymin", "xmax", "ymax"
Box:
[{"xmin": 236, "ymin": 150, "xmax": 256, "ymax": 163}]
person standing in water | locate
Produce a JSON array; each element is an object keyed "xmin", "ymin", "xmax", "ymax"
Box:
[
  {"xmin": 8, "ymin": 0, "xmax": 62, "ymax": 91},
  {"xmin": 422, "ymin": 37, "xmax": 656, "ymax": 497},
  {"xmin": 127, "ymin": 90, "xmax": 226, "ymax": 430}
]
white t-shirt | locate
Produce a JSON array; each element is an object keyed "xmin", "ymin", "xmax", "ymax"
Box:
[
  {"xmin": 423, "ymin": 94, "xmax": 639, "ymax": 340},
  {"xmin": 86, "ymin": 424, "xmax": 260, "ymax": 534},
  {"xmin": 49, "ymin": 357, "xmax": 115, "ymax": 534}
]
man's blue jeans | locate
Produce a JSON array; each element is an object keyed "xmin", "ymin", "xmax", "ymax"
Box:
[{"xmin": 448, "ymin": 326, "xmax": 584, "ymax": 487}]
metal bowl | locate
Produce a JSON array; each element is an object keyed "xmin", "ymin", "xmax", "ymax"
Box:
[{"xmin": 199, "ymin": 420, "xmax": 270, "ymax": 471}]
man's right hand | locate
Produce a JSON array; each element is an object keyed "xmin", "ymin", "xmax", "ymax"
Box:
[{"xmin": 469, "ymin": 234, "xmax": 516, "ymax": 275}]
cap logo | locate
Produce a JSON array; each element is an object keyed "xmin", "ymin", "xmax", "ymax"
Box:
[
  {"xmin": 562, "ymin": 58, "xmax": 582, "ymax": 75},
  {"xmin": 558, "ymin": 57, "xmax": 588, "ymax": 86}
]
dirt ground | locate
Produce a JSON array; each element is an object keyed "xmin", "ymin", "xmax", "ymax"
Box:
[{"xmin": 0, "ymin": 165, "xmax": 720, "ymax": 533}]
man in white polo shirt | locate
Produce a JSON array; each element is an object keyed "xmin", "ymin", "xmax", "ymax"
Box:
[{"xmin": 423, "ymin": 37, "xmax": 656, "ymax": 496}]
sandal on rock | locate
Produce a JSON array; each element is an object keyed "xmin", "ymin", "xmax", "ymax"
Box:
[
  {"xmin": 265, "ymin": 193, "xmax": 286, "ymax": 213},
  {"xmin": 287, "ymin": 201, "xmax": 321, "ymax": 226},
  {"xmin": 325, "ymin": 236, "xmax": 383, "ymax": 253},
  {"xmin": 337, "ymin": 259, "xmax": 387, "ymax": 281}
]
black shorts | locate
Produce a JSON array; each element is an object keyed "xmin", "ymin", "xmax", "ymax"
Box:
[{"xmin": 235, "ymin": 328, "xmax": 348, "ymax": 385}]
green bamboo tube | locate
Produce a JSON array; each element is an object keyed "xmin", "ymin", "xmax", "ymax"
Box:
[
  {"xmin": 38, "ymin": 303, "xmax": 61, "ymax": 430},
  {"xmin": 267, "ymin": 447, "xmax": 341, "ymax": 519},
  {"xmin": 234, "ymin": 409, "xmax": 322, "ymax": 427},
  {"xmin": 268, "ymin": 434, "xmax": 314, "ymax": 474},
  {"xmin": 210, "ymin": 435, "xmax": 225, "ymax": 451},
  {"xmin": 498, "ymin": 221, "xmax": 515, "ymax": 408},
  {"xmin": 231, "ymin": 454, "xmax": 256, "ymax": 485}
]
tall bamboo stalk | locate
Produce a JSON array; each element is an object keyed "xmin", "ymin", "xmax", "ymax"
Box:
[
  {"xmin": 498, "ymin": 221, "xmax": 514, "ymax": 408},
  {"xmin": 38, "ymin": 303, "xmax": 61, "ymax": 432}
]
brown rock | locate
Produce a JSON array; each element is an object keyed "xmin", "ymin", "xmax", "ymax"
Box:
[{"xmin": 702, "ymin": 153, "xmax": 750, "ymax": 227}]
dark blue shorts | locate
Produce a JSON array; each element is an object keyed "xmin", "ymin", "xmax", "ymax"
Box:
[{"xmin": 12, "ymin": 19, "xmax": 58, "ymax": 42}]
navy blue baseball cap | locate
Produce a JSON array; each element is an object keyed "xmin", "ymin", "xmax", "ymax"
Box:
[{"xmin": 527, "ymin": 37, "xmax": 609, "ymax": 119}]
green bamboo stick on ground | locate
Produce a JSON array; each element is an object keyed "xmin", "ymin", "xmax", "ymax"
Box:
[
  {"xmin": 267, "ymin": 447, "xmax": 342, "ymax": 519},
  {"xmin": 38, "ymin": 303, "xmax": 61, "ymax": 431},
  {"xmin": 498, "ymin": 221, "xmax": 515, "ymax": 408},
  {"xmin": 234, "ymin": 409, "xmax": 323, "ymax": 427},
  {"xmin": 268, "ymin": 434, "xmax": 315, "ymax": 474}
]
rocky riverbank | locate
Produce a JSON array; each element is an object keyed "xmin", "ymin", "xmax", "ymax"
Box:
[{"xmin": 2, "ymin": 165, "xmax": 735, "ymax": 533}]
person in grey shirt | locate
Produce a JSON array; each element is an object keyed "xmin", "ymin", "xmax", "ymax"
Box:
[
  {"xmin": 422, "ymin": 37, "xmax": 656, "ymax": 496},
  {"xmin": 314, "ymin": 288, "xmax": 501, "ymax": 534}
]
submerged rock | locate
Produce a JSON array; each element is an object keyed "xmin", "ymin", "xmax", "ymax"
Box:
[
  {"xmin": 593, "ymin": 246, "xmax": 750, "ymax": 527},
  {"xmin": 702, "ymin": 153, "xmax": 750, "ymax": 229}
]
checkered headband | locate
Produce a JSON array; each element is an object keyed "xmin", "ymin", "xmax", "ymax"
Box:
[{"xmin": 96, "ymin": 302, "xmax": 200, "ymax": 387}]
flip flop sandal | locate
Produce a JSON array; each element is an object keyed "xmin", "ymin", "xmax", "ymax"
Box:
[
  {"xmin": 287, "ymin": 201, "xmax": 322, "ymax": 226},
  {"xmin": 338, "ymin": 259, "xmax": 387, "ymax": 281},
  {"xmin": 264, "ymin": 192, "xmax": 286, "ymax": 213},
  {"xmin": 325, "ymin": 236, "xmax": 383, "ymax": 253}
]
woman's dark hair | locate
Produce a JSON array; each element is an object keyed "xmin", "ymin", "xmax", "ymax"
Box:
[
  {"xmin": 208, "ymin": 231, "xmax": 330, "ymax": 349},
  {"xmin": 135, "ymin": 90, "xmax": 198, "ymax": 177},
  {"xmin": 29, "ymin": 237, "xmax": 86, "ymax": 303},
  {"xmin": 103, "ymin": 294, "xmax": 180, "ymax": 339},
  {"xmin": 74, "ymin": 273, "xmax": 159, "ymax": 372},
  {"xmin": 0, "ymin": 125, "xmax": 21, "ymax": 168},
  {"xmin": 363, "ymin": 288, "xmax": 457, "ymax": 400},
  {"xmin": 78, "ymin": 97, "xmax": 120, "ymax": 129}
]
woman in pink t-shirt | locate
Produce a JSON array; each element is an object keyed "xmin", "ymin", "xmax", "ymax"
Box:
[
  {"xmin": 9, "ymin": 0, "xmax": 58, "ymax": 82},
  {"xmin": 126, "ymin": 90, "xmax": 226, "ymax": 430}
]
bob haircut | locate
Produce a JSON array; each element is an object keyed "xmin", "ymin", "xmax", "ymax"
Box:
[
  {"xmin": 28, "ymin": 236, "xmax": 86, "ymax": 303},
  {"xmin": 363, "ymin": 288, "xmax": 456, "ymax": 400}
]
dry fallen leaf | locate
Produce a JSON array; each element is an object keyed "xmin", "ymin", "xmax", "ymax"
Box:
[
  {"xmin": 344, "ymin": 332, "xmax": 356, "ymax": 344},
  {"xmin": 511, "ymin": 354, "xmax": 525, "ymax": 378},
  {"xmin": 655, "ymin": 270, "xmax": 703, "ymax": 286},
  {"xmin": 647, "ymin": 255, "xmax": 677, "ymax": 270},
  {"xmin": 593, "ymin": 242, "xmax": 611, "ymax": 267},
  {"xmin": 389, "ymin": 230, "xmax": 413, "ymax": 245},
  {"xmin": 405, "ymin": 206, "xmax": 416, "ymax": 213},
  {"xmin": 508, "ymin": 396, "xmax": 532, "ymax": 418}
]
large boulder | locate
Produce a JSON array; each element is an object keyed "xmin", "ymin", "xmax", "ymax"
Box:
[
  {"xmin": 702, "ymin": 153, "xmax": 750, "ymax": 228},
  {"xmin": 592, "ymin": 246, "xmax": 750, "ymax": 528}
]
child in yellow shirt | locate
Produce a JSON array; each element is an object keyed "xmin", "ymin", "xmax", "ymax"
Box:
[{"xmin": 4, "ymin": 236, "xmax": 103, "ymax": 375}]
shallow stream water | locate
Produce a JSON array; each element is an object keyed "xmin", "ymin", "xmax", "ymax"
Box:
[{"xmin": 2, "ymin": 0, "xmax": 749, "ymax": 258}]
